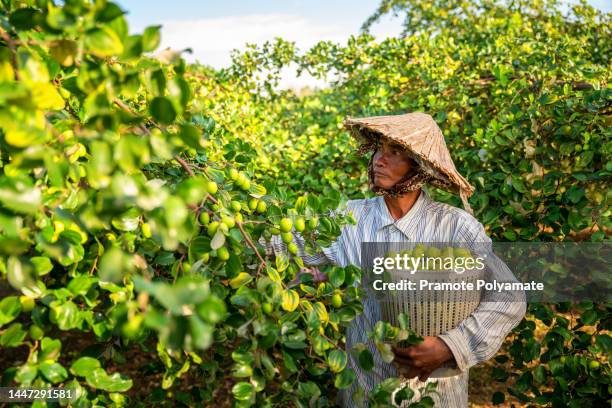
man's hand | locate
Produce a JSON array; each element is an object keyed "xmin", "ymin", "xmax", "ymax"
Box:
[
  {"xmin": 289, "ymin": 267, "xmax": 328, "ymax": 286},
  {"xmin": 392, "ymin": 336, "xmax": 455, "ymax": 382}
]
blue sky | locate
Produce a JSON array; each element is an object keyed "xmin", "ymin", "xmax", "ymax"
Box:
[
  {"xmin": 116, "ymin": 0, "xmax": 611, "ymax": 89},
  {"xmin": 117, "ymin": 0, "xmax": 388, "ymax": 28}
]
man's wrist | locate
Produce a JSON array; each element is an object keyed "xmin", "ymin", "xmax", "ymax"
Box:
[{"xmin": 436, "ymin": 336, "xmax": 457, "ymax": 367}]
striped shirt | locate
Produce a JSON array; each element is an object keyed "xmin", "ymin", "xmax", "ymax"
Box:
[{"xmin": 269, "ymin": 188, "xmax": 526, "ymax": 407}]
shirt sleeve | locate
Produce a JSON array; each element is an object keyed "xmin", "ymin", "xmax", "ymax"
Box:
[{"xmin": 437, "ymin": 220, "xmax": 527, "ymax": 372}]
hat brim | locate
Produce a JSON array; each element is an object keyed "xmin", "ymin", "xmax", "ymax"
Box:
[{"xmin": 344, "ymin": 116, "xmax": 475, "ymax": 198}]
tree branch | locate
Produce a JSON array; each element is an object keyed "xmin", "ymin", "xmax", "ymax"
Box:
[
  {"xmin": 237, "ymin": 221, "xmax": 267, "ymax": 268},
  {"xmin": 0, "ymin": 27, "xmax": 20, "ymax": 81}
]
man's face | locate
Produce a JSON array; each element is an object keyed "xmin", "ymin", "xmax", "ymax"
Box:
[{"xmin": 372, "ymin": 138, "xmax": 418, "ymax": 189}]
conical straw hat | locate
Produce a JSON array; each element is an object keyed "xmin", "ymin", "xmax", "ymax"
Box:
[{"xmin": 344, "ymin": 111, "xmax": 475, "ymax": 214}]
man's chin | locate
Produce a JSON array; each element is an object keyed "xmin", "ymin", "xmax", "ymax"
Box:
[{"xmin": 373, "ymin": 181, "xmax": 394, "ymax": 190}]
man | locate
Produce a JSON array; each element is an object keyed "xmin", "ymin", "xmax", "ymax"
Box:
[{"xmin": 270, "ymin": 111, "xmax": 526, "ymax": 407}]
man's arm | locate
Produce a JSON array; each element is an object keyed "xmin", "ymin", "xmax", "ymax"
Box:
[{"xmin": 436, "ymin": 222, "xmax": 527, "ymax": 372}]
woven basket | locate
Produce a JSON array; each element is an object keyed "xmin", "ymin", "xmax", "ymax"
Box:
[{"xmin": 380, "ymin": 267, "xmax": 484, "ymax": 378}]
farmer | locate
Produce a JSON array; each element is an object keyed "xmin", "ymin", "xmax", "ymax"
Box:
[{"xmin": 268, "ymin": 111, "xmax": 526, "ymax": 407}]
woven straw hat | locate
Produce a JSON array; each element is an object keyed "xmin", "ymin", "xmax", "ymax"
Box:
[{"xmin": 344, "ymin": 111, "xmax": 475, "ymax": 214}]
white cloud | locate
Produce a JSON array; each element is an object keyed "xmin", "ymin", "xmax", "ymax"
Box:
[
  {"xmin": 159, "ymin": 14, "xmax": 345, "ymax": 67},
  {"xmin": 154, "ymin": 13, "xmax": 403, "ymax": 90}
]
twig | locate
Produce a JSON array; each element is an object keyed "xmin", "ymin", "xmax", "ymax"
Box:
[
  {"xmin": 0, "ymin": 27, "xmax": 19, "ymax": 81},
  {"xmin": 205, "ymin": 193, "xmax": 218, "ymax": 205},
  {"xmin": 175, "ymin": 155, "xmax": 195, "ymax": 177},
  {"xmin": 236, "ymin": 221, "xmax": 266, "ymax": 268},
  {"xmin": 113, "ymin": 98, "xmax": 192, "ymax": 175},
  {"xmin": 64, "ymin": 99, "xmax": 80, "ymax": 120},
  {"xmin": 113, "ymin": 98, "xmax": 151, "ymax": 135},
  {"xmin": 89, "ymin": 256, "xmax": 98, "ymax": 276}
]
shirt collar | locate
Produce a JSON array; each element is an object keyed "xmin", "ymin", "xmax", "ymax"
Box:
[{"xmin": 376, "ymin": 188, "xmax": 431, "ymax": 235}]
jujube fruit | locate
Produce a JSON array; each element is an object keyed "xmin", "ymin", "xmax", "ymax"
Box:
[
  {"xmin": 280, "ymin": 218, "xmax": 293, "ymax": 232},
  {"xmin": 206, "ymin": 181, "xmax": 218, "ymax": 194},
  {"xmin": 217, "ymin": 247, "xmax": 230, "ymax": 261},
  {"xmin": 294, "ymin": 217, "xmax": 305, "ymax": 232}
]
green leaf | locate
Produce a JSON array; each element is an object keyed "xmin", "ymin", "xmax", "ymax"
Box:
[
  {"xmin": 179, "ymin": 124, "xmax": 202, "ymax": 149},
  {"xmin": 39, "ymin": 231, "xmax": 85, "ymax": 267},
  {"xmin": 492, "ymin": 391, "xmax": 505, "ymax": 405},
  {"xmin": 229, "ymin": 272, "xmax": 253, "ymax": 289},
  {"xmin": 595, "ymin": 334, "xmax": 611, "ymax": 353},
  {"xmin": 329, "ymin": 267, "xmax": 345, "ymax": 287},
  {"xmin": 188, "ymin": 236, "xmax": 210, "ymax": 264},
  {"xmin": 67, "ymin": 275, "xmax": 97, "ymax": 297},
  {"xmin": 533, "ymin": 365, "xmax": 547, "ymax": 384},
  {"xmin": 31, "ymin": 256, "xmax": 53, "ymax": 276},
  {"xmin": 297, "ymin": 381, "xmax": 321, "ymax": 400},
  {"xmin": 96, "ymin": 2, "xmax": 125, "ymax": 23},
  {"xmin": 503, "ymin": 230, "xmax": 517, "ymax": 241},
  {"xmin": 9, "ymin": 8, "xmax": 41, "ymax": 30},
  {"xmin": 398, "ymin": 313, "xmax": 409, "ymax": 331},
  {"xmin": 70, "ymin": 357, "xmax": 102, "ymax": 377},
  {"xmin": 375, "ymin": 340, "xmax": 395, "ymax": 363},
  {"xmin": 275, "ymin": 252, "xmax": 289, "ymax": 272},
  {"xmin": 313, "ymin": 302, "xmax": 328, "ymax": 324},
  {"xmin": 150, "ymin": 97, "xmax": 177, "ymax": 124},
  {"xmin": 232, "ymin": 382, "xmax": 255, "ymax": 401},
  {"xmin": 281, "ymin": 289, "xmax": 299, "ymax": 312},
  {"xmin": 49, "ymin": 300, "xmax": 80, "ymax": 330},
  {"xmin": 33, "ymin": 82, "xmax": 65, "ymax": 110},
  {"xmin": 6, "ymin": 256, "xmax": 37, "ymax": 293},
  {"xmin": 232, "ymin": 363, "xmax": 253, "ymax": 378},
  {"xmin": 282, "ymin": 349, "xmax": 298, "ymax": 372},
  {"xmin": 111, "ymin": 208, "xmax": 141, "ymax": 231},
  {"xmin": 15, "ymin": 364, "xmax": 38, "ymax": 384},
  {"xmin": 196, "ymin": 296, "xmax": 227, "ymax": 324},
  {"xmin": 186, "ymin": 315, "xmax": 213, "ymax": 351},
  {"xmin": 142, "ymin": 25, "xmax": 161, "ymax": 52},
  {"xmin": 334, "ymin": 368, "xmax": 356, "ymax": 389},
  {"xmin": 39, "ymin": 337, "xmax": 62, "ymax": 361},
  {"xmin": 579, "ymin": 309, "xmax": 597, "ymax": 325},
  {"xmin": 266, "ymin": 266, "xmax": 282, "ymax": 283},
  {"xmin": 39, "ymin": 362, "xmax": 68, "ymax": 384},
  {"xmin": 0, "ymin": 323, "xmax": 26, "ymax": 347},
  {"xmin": 0, "ymin": 181, "xmax": 41, "ymax": 214},
  {"xmin": 210, "ymin": 230, "xmax": 226, "ymax": 250},
  {"xmin": 122, "ymin": 34, "xmax": 143, "ymax": 59},
  {"xmin": 86, "ymin": 368, "xmax": 133, "ymax": 392},
  {"xmin": 0, "ymin": 296, "xmax": 22, "ymax": 327},
  {"xmin": 177, "ymin": 176, "xmax": 208, "ymax": 206},
  {"xmin": 88, "ymin": 140, "xmax": 113, "ymax": 179},
  {"xmin": 99, "ymin": 247, "xmax": 133, "ymax": 283},
  {"xmin": 358, "ymin": 349, "xmax": 374, "ymax": 371},
  {"xmin": 85, "ymin": 26, "xmax": 124, "ymax": 57},
  {"xmin": 114, "ymin": 137, "xmax": 144, "ymax": 172},
  {"xmin": 163, "ymin": 196, "xmax": 188, "ymax": 226},
  {"xmin": 328, "ymin": 349, "xmax": 347, "ymax": 373},
  {"xmin": 566, "ymin": 186, "xmax": 585, "ymax": 204}
]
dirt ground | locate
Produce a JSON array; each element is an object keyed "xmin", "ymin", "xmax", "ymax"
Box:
[
  {"xmin": 469, "ymin": 360, "xmax": 520, "ymax": 408},
  {"xmin": 1, "ymin": 332, "xmax": 521, "ymax": 407},
  {"xmin": 2, "ymin": 315, "xmax": 573, "ymax": 407}
]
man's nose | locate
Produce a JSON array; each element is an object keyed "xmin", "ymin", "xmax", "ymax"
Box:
[{"xmin": 374, "ymin": 151, "xmax": 388, "ymax": 167}]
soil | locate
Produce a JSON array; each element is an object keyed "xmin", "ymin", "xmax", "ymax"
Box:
[{"xmin": 2, "ymin": 314, "xmax": 589, "ymax": 407}]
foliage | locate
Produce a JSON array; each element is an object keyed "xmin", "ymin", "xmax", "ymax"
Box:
[{"xmin": 0, "ymin": 0, "xmax": 610, "ymax": 407}]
